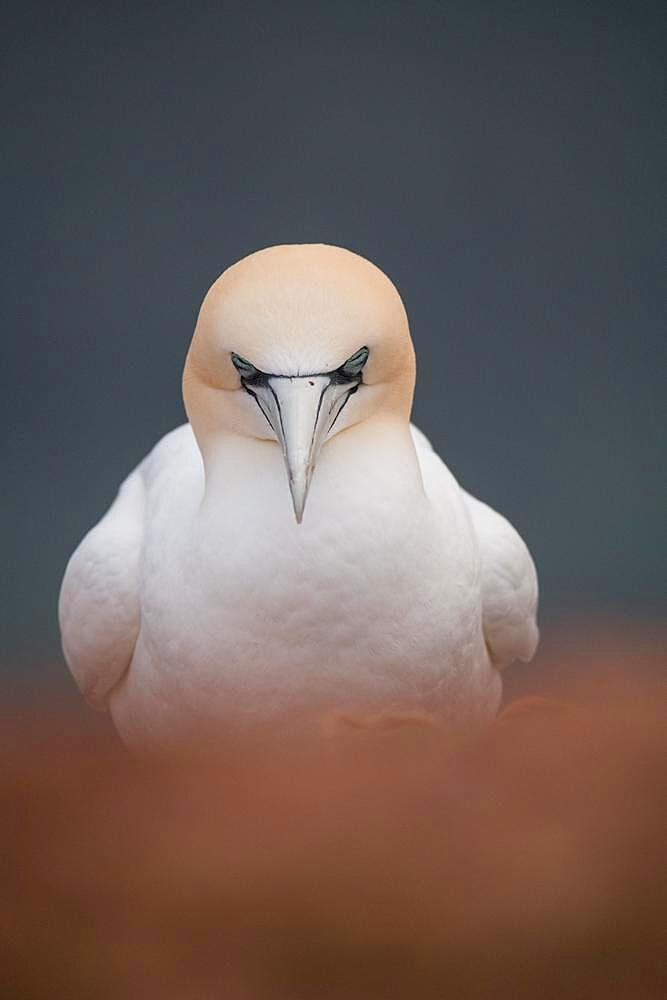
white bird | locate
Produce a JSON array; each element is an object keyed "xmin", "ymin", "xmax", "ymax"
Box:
[{"xmin": 59, "ymin": 244, "xmax": 538, "ymax": 749}]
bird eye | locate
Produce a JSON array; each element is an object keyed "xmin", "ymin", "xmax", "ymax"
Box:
[
  {"xmin": 230, "ymin": 353, "xmax": 260, "ymax": 381},
  {"xmin": 339, "ymin": 346, "xmax": 369, "ymax": 379}
]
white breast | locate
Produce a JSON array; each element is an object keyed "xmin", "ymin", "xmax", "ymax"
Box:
[{"xmin": 107, "ymin": 423, "xmax": 500, "ymax": 747}]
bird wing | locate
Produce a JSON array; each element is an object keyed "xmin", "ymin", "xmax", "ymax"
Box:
[
  {"xmin": 409, "ymin": 424, "xmax": 538, "ymax": 669},
  {"xmin": 58, "ymin": 470, "xmax": 145, "ymax": 709},
  {"xmin": 461, "ymin": 491, "xmax": 539, "ymax": 669}
]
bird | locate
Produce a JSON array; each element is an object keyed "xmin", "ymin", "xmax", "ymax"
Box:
[{"xmin": 59, "ymin": 244, "xmax": 538, "ymax": 749}]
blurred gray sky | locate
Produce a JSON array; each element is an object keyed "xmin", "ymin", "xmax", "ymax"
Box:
[{"xmin": 2, "ymin": 0, "xmax": 665, "ymax": 690}]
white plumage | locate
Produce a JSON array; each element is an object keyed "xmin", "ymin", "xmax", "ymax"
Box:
[{"xmin": 59, "ymin": 245, "xmax": 538, "ymax": 748}]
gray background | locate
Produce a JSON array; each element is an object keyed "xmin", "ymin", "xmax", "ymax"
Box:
[{"xmin": 3, "ymin": 1, "xmax": 665, "ymax": 694}]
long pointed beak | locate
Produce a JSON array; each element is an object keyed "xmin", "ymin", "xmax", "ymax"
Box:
[{"xmin": 248, "ymin": 375, "xmax": 357, "ymax": 523}]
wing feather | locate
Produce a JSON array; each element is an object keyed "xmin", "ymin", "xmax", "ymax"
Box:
[
  {"xmin": 58, "ymin": 470, "xmax": 145, "ymax": 708},
  {"xmin": 462, "ymin": 492, "xmax": 539, "ymax": 669},
  {"xmin": 409, "ymin": 423, "xmax": 538, "ymax": 670}
]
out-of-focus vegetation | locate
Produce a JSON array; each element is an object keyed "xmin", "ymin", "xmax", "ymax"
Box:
[{"xmin": 1, "ymin": 622, "xmax": 665, "ymax": 999}]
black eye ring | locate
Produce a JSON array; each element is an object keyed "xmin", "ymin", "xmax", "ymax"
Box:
[
  {"xmin": 231, "ymin": 353, "xmax": 263, "ymax": 383},
  {"xmin": 231, "ymin": 347, "xmax": 369, "ymax": 384},
  {"xmin": 340, "ymin": 346, "xmax": 369, "ymax": 377},
  {"xmin": 336, "ymin": 346, "xmax": 369, "ymax": 381}
]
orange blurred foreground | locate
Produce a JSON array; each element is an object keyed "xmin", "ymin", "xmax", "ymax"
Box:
[{"xmin": 1, "ymin": 632, "xmax": 666, "ymax": 999}]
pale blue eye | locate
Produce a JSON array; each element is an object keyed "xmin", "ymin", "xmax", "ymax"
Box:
[
  {"xmin": 231, "ymin": 353, "xmax": 260, "ymax": 380},
  {"xmin": 340, "ymin": 346, "xmax": 369, "ymax": 378}
]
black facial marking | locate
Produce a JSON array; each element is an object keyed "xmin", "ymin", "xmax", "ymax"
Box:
[
  {"xmin": 339, "ymin": 346, "xmax": 369, "ymax": 379},
  {"xmin": 268, "ymin": 382, "xmax": 286, "ymax": 441},
  {"xmin": 328, "ymin": 383, "xmax": 359, "ymax": 433},
  {"xmin": 230, "ymin": 353, "xmax": 268, "ymax": 388},
  {"xmin": 230, "ymin": 346, "xmax": 369, "ymax": 386},
  {"xmin": 243, "ymin": 384, "xmax": 275, "ymax": 433},
  {"xmin": 310, "ymin": 382, "xmax": 327, "ymax": 451},
  {"xmin": 230, "ymin": 347, "xmax": 369, "ymax": 433}
]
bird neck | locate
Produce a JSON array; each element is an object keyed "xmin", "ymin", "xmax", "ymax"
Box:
[{"xmin": 200, "ymin": 414, "xmax": 424, "ymax": 509}]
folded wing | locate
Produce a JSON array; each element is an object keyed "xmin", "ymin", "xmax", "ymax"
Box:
[
  {"xmin": 58, "ymin": 471, "xmax": 145, "ymax": 708},
  {"xmin": 462, "ymin": 491, "xmax": 539, "ymax": 669},
  {"xmin": 410, "ymin": 424, "xmax": 538, "ymax": 670}
]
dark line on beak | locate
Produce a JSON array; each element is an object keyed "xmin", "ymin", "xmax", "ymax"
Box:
[
  {"xmin": 268, "ymin": 383, "xmax": 286, "ymax": 443},
  {"xmin": 245, "ymin": 386, "xmax": 276, "ymax": 436},
  {"xmin": 309, "ymin": 380, "xmax": 330, "ymax": 457},
  {"xmin": 328, "ymin": 383, "xmax": 358, "ymax": 434}
]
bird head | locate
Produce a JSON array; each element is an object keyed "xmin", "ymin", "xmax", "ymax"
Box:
[{"xmin": 183, "ymin": 244, "xmax": 415, "ymax": 523}]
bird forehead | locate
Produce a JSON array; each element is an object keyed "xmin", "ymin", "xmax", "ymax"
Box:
[
  {"xmin": 207, "ymin": 279, "xmax": 389, "ymax": 373},
  {"xmin": 195, "ymin": 244, "xmax": 408, "ymax": 375}
]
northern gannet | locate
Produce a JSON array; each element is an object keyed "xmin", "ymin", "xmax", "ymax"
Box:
[{"xmin": 59, "ymin": 244, "xmax": 538, "ymax": 748}]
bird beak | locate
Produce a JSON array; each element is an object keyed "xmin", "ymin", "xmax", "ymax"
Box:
[{"xmin": 248, "ymin": 375, "xmax": 357, "ymax": 523}]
